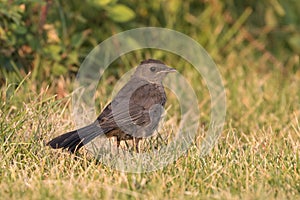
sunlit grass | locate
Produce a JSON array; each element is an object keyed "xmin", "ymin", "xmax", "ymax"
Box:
[
  {"xmin": 1, "ymin": 52, "xmax": 299, "ymax": 199},
  {"xmin": 1, "ymin": 0, "xmax": 300, "ymax": 198}
]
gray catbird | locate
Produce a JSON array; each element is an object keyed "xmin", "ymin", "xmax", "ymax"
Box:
[{"xmin": 47, "ymin": 59, "xmax": 176, "ymax": 153}]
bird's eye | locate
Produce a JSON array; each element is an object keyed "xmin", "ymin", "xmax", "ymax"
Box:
[{"xmin": 150, "ymin": 67, "xmax": 156, "ymax": 72}]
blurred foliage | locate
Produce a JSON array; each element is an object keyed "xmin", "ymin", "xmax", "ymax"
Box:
[
  {"xmin": 229, "ymin": 0, "xmax": 300, "ymax": 57},
  {"xmin": 0, "ymin": 0, "xmax": 299, "ymax": 88},
  {"xmin": 0, "ymin": 0, "xmax": 137, "ymax": 84}
]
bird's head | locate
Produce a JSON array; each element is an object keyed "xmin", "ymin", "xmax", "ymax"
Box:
[{"xmin": 134, "ymin": 59, "xmax": 176, "ymax": 83}]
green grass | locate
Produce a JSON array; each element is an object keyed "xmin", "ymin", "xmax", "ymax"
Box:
[
  {"xmin": 1, "ymin": 2, "xmax": 300, "ymax": 197},
  {"xmin": 1, "ymin": 50, "xmax": 299, "ymax": 199}
]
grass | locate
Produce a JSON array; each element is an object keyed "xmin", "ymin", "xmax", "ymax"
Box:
[
  {"xmin": 1, "ymin": 8, "xmax": 300, "ymax": 198},
  {"xmin": 1, "ymin": 51, "xmax": 299, "ymax": 199}
]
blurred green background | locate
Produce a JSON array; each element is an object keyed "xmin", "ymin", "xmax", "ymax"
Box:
[{"xmin": 1, "ymin": 0, "xmax": 299, "ymax": 89}]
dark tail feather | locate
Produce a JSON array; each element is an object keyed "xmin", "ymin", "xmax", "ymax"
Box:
[{"xmin": 47, "ymin": 123, "xmax": 107, "ymax": 153}]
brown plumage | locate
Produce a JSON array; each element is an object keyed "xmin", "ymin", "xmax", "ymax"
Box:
[{"xmin": 47, "ymin": 59, "xmax": 176, "ymax": 153}]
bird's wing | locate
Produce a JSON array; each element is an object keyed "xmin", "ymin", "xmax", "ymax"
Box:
[{"xmin": 95, "ymin": 82, "xmax": 166, "ymax": 133}]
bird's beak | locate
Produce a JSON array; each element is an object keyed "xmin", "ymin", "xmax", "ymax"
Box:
[{"xmin": 161, "ymin": 66, "xmax": 177, "ymax": 73}]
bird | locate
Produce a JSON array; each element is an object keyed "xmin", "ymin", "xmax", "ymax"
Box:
[{"xmin": 47, "ymin": 59, "xmax": 176, "ymax": 153}]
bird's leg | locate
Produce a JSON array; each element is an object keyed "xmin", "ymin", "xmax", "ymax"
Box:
[
  {"xmin": 117, "ymin": 137, "xmax": 121, "ymax": 153},
  {"xmin": 134, "ymin": 138, "xmax": 141, "ymax": 153}
]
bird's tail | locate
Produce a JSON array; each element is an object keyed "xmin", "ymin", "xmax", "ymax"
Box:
[{"xmin": 47, "ymin": 122, "xmax": 107, "ymax": 153}]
